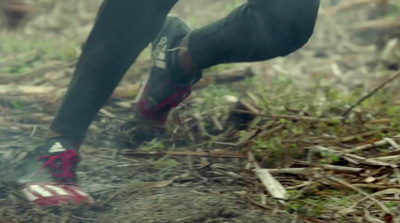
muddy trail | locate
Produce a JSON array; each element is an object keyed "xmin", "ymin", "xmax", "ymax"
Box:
[
  {"xmin": 1, "ymin": 0, "xmax": 400, "ymax": 223},
  {"xmin": 0, "ymin": 128, "xmax": 292, "ymax": 223}
]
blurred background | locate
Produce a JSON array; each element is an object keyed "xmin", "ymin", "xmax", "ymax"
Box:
[
  {"xmin": 1, "ymin": 0, "xmax": 399, "ymax": 89},
  {"xmin": 1, "ymin": 0, "xmax": 399, "ymax": 108}
]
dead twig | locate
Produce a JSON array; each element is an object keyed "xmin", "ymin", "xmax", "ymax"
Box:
[
  {"xmin": 342, "ymin": 71, "xmax": 400, "ymax": 118},
  {"xmin": 267, "ymin": 168, "xmax": 323, "ymax": 175},
  {"xmin": 342, "ymin": 138, "xmax": 389, "ymax": 153},
  {"xmin": 319, "ymin": 164, "xmax": 363, "ymax": 173},
  {"xmin": 247, "ymin": 152, "xmax": 288, "ymax": 203},
  {"xmin": 364, "ymin": 204, "xmax": 385, "ymax": 223},
  {"xmin": 352, "ymin": 184, "xmax": 400, "ymax": 190},
  {"xmin": 234, "ymin": 110, "xmax": 342, "ymax": 123},
  {"xmin": 120, "ymin": 150, "xmax": 246, "ymax": 159},
  {"xmin": 312, "ymin": 146, "xmax": 396, "ymax": 168},
  {"xmin": 375, "ymin": 155, "xmax": 400, "ymax": 162},
  {"xmin": 345, "ymin": 188, "xmax": 400, "ymax": 221},
  {"xmin": 338, "ymin": 130, "xmax": 381, "ymax": 143},
  {"xmin": 296, "ymin": 161, "xmax": 364, "ymax": 173},
  {"xmin": 329, "ymin": 176, "xmax": 392, "ymax": 216}
]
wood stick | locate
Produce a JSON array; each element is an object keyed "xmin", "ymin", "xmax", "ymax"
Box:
[
  {"xmin": 348, "ymin": 16, "xmax": 400, "ymax": 33},
  {"xmin": 296, "ymin": 161, "xmax": 364, "ymax": 173},
  {"xmin": 352, "ymin": 184, "xmax": 400, "ymax": 190},
  {"xmin": 247, "ymin": 152, "xmax": 288, "ymax": 203},
  {"xmin": 312, "ymin": 146, "xmax": 396, "ymax": 168},
  {"xmin": 266, "ymin": 168, "xmax": 322, "ymax": 175},
  {"xmin": 120, "ymin": 150, "xmax": 246, "ymax": 159},
  {"xmin": 342, "ymin": 139, "xmax": 389, "ymax": 153},
  {"xmin": 0, "ymin": 85, "xmax": 59, "ymax": 95},
  {"xmin": 0, "ymin": 67, "xmax": 254, "ymax": 100},
  {"xmin": 338, "ymin": 130, "xmax": 380, "ymax": 143},
  {"xmin": 342, "ymin": 71, "xmax": 400, "ymax": 118},
  {"xmin": 319, "ymin": 164, "xmax": 363, "ymax": 173},
  {"xmin": 328, "ymin": 176, "xmax": 392, "ymax": 215},
  {"xmin": 234, "ymin": 110, "xmax": 343, "ymax": 123},
  {"xmin": 375, "ymin": 155, "xmax": 400, "ymax": 162}
]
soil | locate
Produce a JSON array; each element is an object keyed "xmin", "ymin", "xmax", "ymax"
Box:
[{"xmin": 0, "ymin": 127, "xmax": 296, "ymax": 223}]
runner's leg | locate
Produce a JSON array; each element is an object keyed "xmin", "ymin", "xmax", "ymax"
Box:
[
  {"xmin": 186, "ymin": 0, "xmax": 320, "ymax": 69},
  {"xmin": 50, "ymin": 0, "xmax": 178, "ymax": 143}
]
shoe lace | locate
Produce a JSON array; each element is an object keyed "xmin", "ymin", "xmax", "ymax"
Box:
[
  {"xmin": 38, "ymin": 149, "xmax": 80, "ymax": 182},
  {"xmin": 138, "ymin": 87, "xmax": 191, "ymax": 116},
  {"xmin": 156, "ymin": 87, "xmax": 191, "ymax": 110}
]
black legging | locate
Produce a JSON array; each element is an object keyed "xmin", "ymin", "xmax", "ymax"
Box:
[{"xmin": 51, "ymin": 0, "xmax": 320, "ymax": 142}]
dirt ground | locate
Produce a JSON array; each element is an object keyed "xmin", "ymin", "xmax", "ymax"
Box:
[
  {"xmin": 0, "ymin": 128, "xmax": 295, "ymax": 223},
  {"xmin": 1, "ymin": 0, "xmax": 400, "ymax": 223}
]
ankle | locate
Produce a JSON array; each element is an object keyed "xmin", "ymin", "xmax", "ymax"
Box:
[
  {"xmin": 45, "ymin": 130, "xmax": 82, "ymax": 148},
  {"xmin": 177, "ymin": 48, "xmax": 200, "ymax": 75},
  {"xmin": 46, "ymin": 130, "xmax": 62, "ymax": 139},
  {"xmin": 176, "ymin": 34, "xmax": 201, "ymax": 75}
]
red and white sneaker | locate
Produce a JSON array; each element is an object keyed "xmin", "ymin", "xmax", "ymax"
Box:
[
  {"xmin": 16, "ymin": 137, "xmax": 94, "ymax": 206},
  {"xmin": 123, "ymin": 16, "xmax": 202, "ymax": 144},
  {"xmin": 137, "ymin": 15, "xmax": 202, "ymax": 123}
]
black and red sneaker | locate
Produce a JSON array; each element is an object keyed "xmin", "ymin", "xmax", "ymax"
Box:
[
  {"xmin": 125, "ymin": 16, "xmax": 202, "ymax": 143},
  {"xmin": 16, "ymin": 137, "xmax": 94, "ymax": 206}
]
